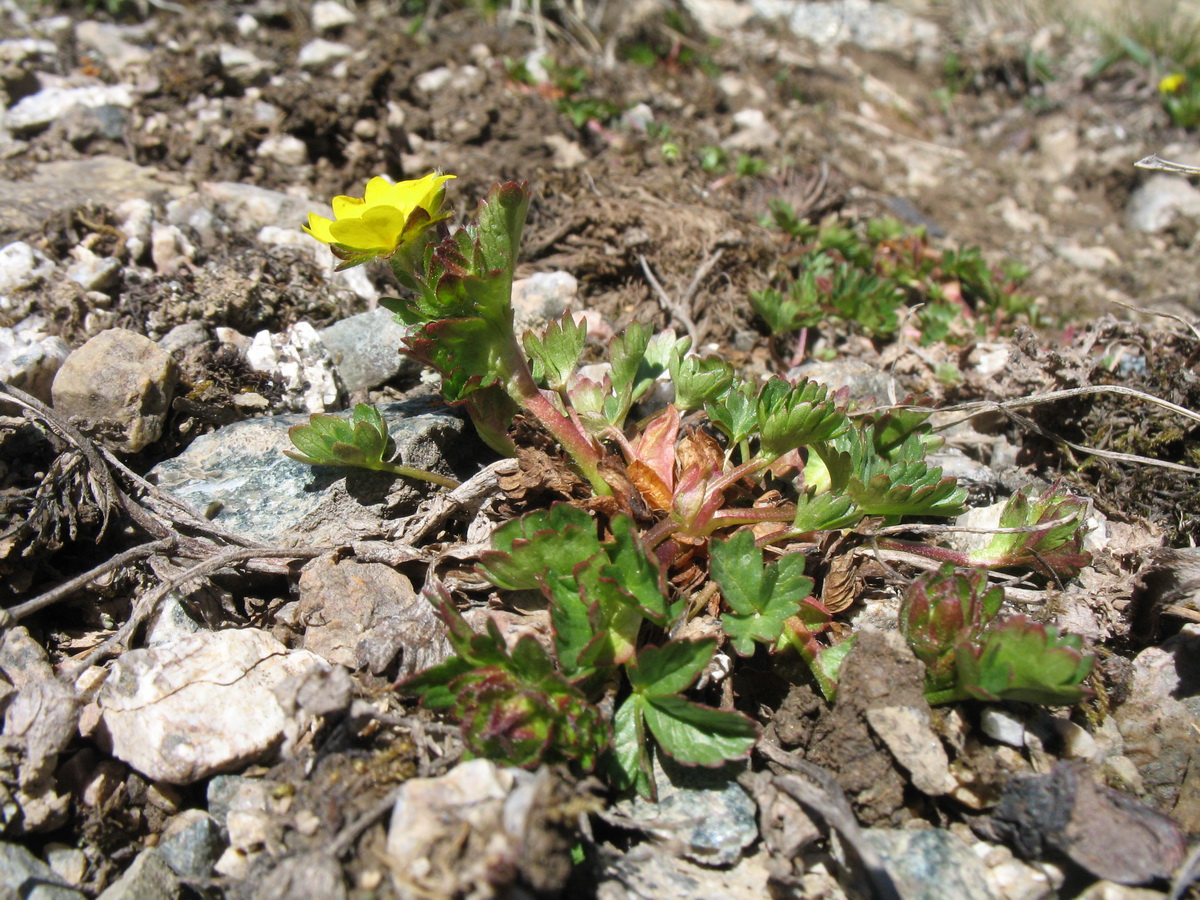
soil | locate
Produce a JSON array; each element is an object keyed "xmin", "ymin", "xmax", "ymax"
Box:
[{"xmin": 2, "ymin": 0, "xmax": 1200, "ymax": 897}]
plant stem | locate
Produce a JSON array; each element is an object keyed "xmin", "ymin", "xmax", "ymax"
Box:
[{"xmin": 382, "ymin": 462, "xmax": 461, "ymax": 490}]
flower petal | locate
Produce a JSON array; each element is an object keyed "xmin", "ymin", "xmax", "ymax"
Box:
[
  {"xmin": 302, "ymin": 213, "xmax": 336, "ymax": 244},
  {"xmin": 328, "ymin": 205, "xmax": 407, "ymax": 251},
  {"xmin": 331, "ymin": 194, "xmax": 367, "ymax": 219}
]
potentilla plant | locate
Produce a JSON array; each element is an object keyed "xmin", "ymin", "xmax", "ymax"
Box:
[{"xmin": 292, "ymin": 174, "xmax": 1096, "ymax": 794}]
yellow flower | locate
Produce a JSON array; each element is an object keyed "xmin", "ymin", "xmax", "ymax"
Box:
[
  {"xmin": 304, "ymin": 172, "xmax": 455, "ymax": 266},
  {"xmin": 1160, "ymin": 73, "xmax": 1186, "ymax": 94}
]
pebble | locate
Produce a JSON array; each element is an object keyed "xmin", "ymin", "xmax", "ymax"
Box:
[
  {"xmin": 218, "ymin": 44, "xmax": 274, "ymax": 85},
  {"xmin": 246, "ymin": 321, "xmax": 344, "ymax": 413},
  {"xmin": 510, "ymin": 271, "xmax": 579, "ymax": 330},
  {"xmin": 6, "ymin": 84, "xmax": 135, "ymax": 133},
  {"xmin": 44, "ymin": 844, "xmax": 88, "ymax": 887},
  {"xmin": 865, "ymin": 705, "xmax": 954, "ymax": 796},
  {"xmin": 311, "ymin": 0, "xmax": 355, "ymax": 31},
  {"xmin": 980, "ymin": 706, "xmax": 1027, "ymax": 748},
  {"xmin": 157, "ymin": 810, "xmax": 225, "ymax": 878},
  {"xmin": 113, "ymin": 198, "xmax": 153, "ymax": 262},
  {"xmin": 0, "ymin": 841, "xmax": 84, "ymax": 900},
  {"xmin": 723, "ymin": 108, "xmax": 780, "ymax": 151},
  {"xmin": 74, "ymin": 20, "xmax": 152, "ymax": 76},
  {"xmin": 317, "ymin": 306, "xmax": 418, "ymax": 394},
  {"xmin": 297, "ymin": 38, "xmax": 352, "ymax": 70},
  {"xmin": 207, "ymin": 774, "xmax": 277, "ymax": 829},
  {"xmin": 51, "ymin": 328, "xmax": 179, "ymax": 453},
  {"xmin": 862, "ymin": 828, "xmax": 993, "ymax": 900},
  {"xmin": 789, "ymin": 357, "xmax": 902, "ymax": 404},
  {"xmin": 257, "ymin": 134, "xmax": 309, "ymax": 167},
  {"xmin": 0, "ymin": 240, "xmax": 55, "ymax": 293},
  {"xmin": 748, "ymin": 0, "xmax": 940, "ymax": 51},
  {"xmin": 1054, "ymin": 241, "xmax": 1120, "ymax": 271},
  {"xmin": 196, "ymin": 181, "xmax": 317, "ymax": 233},
  {"xmin": 97, "ymin": 628, "xmax": 328, "ymax": 784},
  {"xmin": 96, "ymin": 848, "xmax": 184, "ymax": 900},
  {"xmin": 65, "ymin": 246, "xmax": 121, "ymax": 292},
  {"xmin": 597, "ymin": 846, "xmax": 772, "ymax": 899},
  {"xmin": 611, "ymin": 756, "xmax": 758, "ymax": 865},
  {"xmin": 0, "ymin": 316, "xmax": 69, "ymax": 402},
  {"xmin": 148, "ymin": 398, "xmax": 465, "ymax": 546},
  {"xmin": 1125, "ymin": 174, "xmax": 1200, "ymax": 233},
  {"xmin": 297, "ymin": 553, "xmax": 447, "ymax": 675}
]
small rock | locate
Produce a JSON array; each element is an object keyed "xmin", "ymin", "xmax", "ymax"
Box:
[
  {"xmin": 0, "ymin": 240, "xmax": 55, "ymax": 292},
  {"xmin": 0, "ymin": 841, "xmax": 84, "ymax": 899},
  {"xmin": 74, "ymin": 21, "xmax": 152, "ymax": 76},
  {"xmin": 158, "ymin": 810, "xmax": 225, "ymax": 878},
  {"xmin": 311, "ymin": 0, "xmax": 356, "ymax": 31},
  {"xmin": 246, "ymin": 321, "xmax": 344, "ymax": 413},
  {"xmin": 51, "ymin": 328, "xmax": 179, "ymax": 453},
  {"xmin": 596, "ymin": 846, "xmax": 772, "ymax": 899},
  {"xmin": 297, "ymin": 38, "xmax": 352, "ymax": 70},
  {"xmin": 113, "ymin": 197, "xmax": 152, "ymax": 262},
  {"xmin": 218, "ymin": 44, "xmax": 274, "ymax": 85},
  {"xmin": 863, "ymin": 828, "xmax": 993, "ymax": 900},
  {"xmin": 258, "ymin": 134, "xmax": 309, "ymax": 167},
  {"xmin": 207, "ymin": 774, "xmax": 276, "ymax": 829},
  {"xmin": 97, "ymin": 628, "xmax": 329, "ymax": 784},
  {"xmin": 253, "ymin": 853, "xmax": 347, "ymax": 900},
  {"xmin": 157, "ymin": 322, "xmax": 210, "ymax": 356},
  {"xmin": 865, "ymin": 705, "xmax": 954, "ymax": 796},
  {"xmin": 199, "ymin": 181, "xmax": 316, "ymax": 233},
  {"xmin": 610, "ymin": 756, "xmax": 758, "ymax": 865},
  {"xmin": 723, "ymin": 108, "xmax": 779, "ymax": 151},
  {"xmin": 750, "ymin": 0, "xmax": 940, "ymax": 51},
  {"xmin": 296, "ymin": 553, "xmax": 448, "ymax": 675},
  {"xmin": 0, "ymin": 317, "xmax": 69, "ymax": 402},
  {"xmin": 150, "ymin": 223, "xmax": 196, "ymax": 275},
  {"xmin": 1054, "ymin": 241, "xmax": 1120, "ymax": 271},
  {"xmin": 1073, "ymin": 883, "xmax": 1171, "ymax": 900},
  {"xmin": 96, "ymin": 848, "xmax": 184, "ymax": 900},
  {"xmin": 980, "ymin": 707, "xmax": 1027, "ymax": 748},
  {"xmin": 65, "ymin": 246, "xmax": 121, "ymax": 292},
  {"xmin": 975, "ymin": 841, "xmax": 1060, "ymax": 900},
  {"xmin": 44, "ymin": 844, "xmax": 88, "ymax": 887},
  {"xmin": 510, "ymin": 271, "xmax": 579, "ymax": 330},
  {"xmin": 318, "ymin": 307, "xmax": 418, "ymax": 394},
  {"xmin": 545, "ymin": 133, "xmax": 587, "ymax": 169},
  {"xmin": 789, "ymin": 357, "xmax": 899, "ymax": 403},
  {"xmin": 148, "ymin": 399, "xmax": 466, "ymax": 546},
  {"xmin": 1125, "ymin": 174, "xmax": 1200, "ymax": 233},
  {"xmin": 6, "ymin": 84, "xmax": 135, "ymax": 133}
]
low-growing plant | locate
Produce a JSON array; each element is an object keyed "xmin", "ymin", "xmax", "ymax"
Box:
[
  {"xmin": 292, "ymin": 173, "xmax": 1094, "ymax": 793},
  {"xmin": 753, "ymin": 204, "xmax": 1039, "ymax": 358}
]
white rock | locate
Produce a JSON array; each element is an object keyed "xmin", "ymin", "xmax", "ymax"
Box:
[
  {"xmin": 218, "ymin": 44, "xmax": 274, "ymax": 84},
  {"xmin": 865, "ymin": 705, "xmax": 954, "ymax": 796},
  {"xmin": 98, "ymin": 629, "xmax": 328, "ymax": 784},
  {"xmin": 0, "ymin": 316, "xmax": 71, "ymax": 400},
  {"xmin": 723, "ymin": 108, "xmax": 779, "ymax": 151},
  {"xmin": 1125, "ymin": 174, "xmax": 1200, "ymax": 233},
  {"xmin": 246, "ymin": 322, "xmax": 344, "ymax": 413},
  {"xmin": 199, "ymin": 182, "xmax": 317, "ymax": 232},
  {"xmin": 1054, "ymin": 241, "xmax": 1120, "ymax": 271},
  {"xmin": 6, "ymin": 84, "xmax": 135, "ymax": 132},
  {"xmin": 980, "ymin": 706, "xmax": 1026, "ymax": 748},
  {"xmin": 74, "ymin": 21, "xmax": 152, "ymax": 75},
  {"xmin": 150, "ymin": 223, "xmax": 195, "ymax": 276},
  {"xmin": 236, "ymin": 13, "xmax": 259, "ymax": 37},
  {"xmin": 297, "ymin": 38, "xmax": 352, "ymax": 70},
  {"xmin": 257, "ymin": 134, "xmax": 309, "ymax": 167},
  {"xmin": 415, "ymin": 65, "xmax": 487, "ymax": 94},
  {"xmin": 0, "ymin": 38, "xmax": 57, "ymax": 65},
  {"xmin": 312, "ymin": 0, "xmax": 356, "ymax": 32},
  {"xmin": 510, "ymin": 271, "xmax": 578, "ymax": 329},
  {"xmin": 114, "ymin": 198, "xmax": 153, "ymax": 262},
  {"xmin": 66, "ymin": 246, "xmax": 120, "ymax": 292},
  {"xmin": 0, "ymin": 241, "xmax": 55, "ymax": 293}
]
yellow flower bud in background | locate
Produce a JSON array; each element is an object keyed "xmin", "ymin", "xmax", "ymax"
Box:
[
  {"xmin": 304, "ymin": 172, "xmax": 456, "ymax": 267},
  {"xmin": 1159, "ymin": 73, "xmax": 1186, "ymax": 94}
]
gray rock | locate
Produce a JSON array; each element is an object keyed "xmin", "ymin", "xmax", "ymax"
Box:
[
  {"xmin": 257, "ymin": 134, "xmax": 309, "ymax": 167},
  {"xmin": 97, "ymin": 628, "xmax": 328, "ymax": 784},
  {"xmin": 207, "ymin": 774, "xmax": 276, "ymax": 829},
  {"xmin": 789, "ymin": 357, "xmax": 901, "ymax": 404},
  {"xmin": 253, "ymin": 853, "xmax": 347, "ymax": 900},
  {"xmin": 610, "ymin": 756, "xmax": 758, "ymax": 866},
  {"xmin": 96, "ymin": 849, "xmax": 183, "ymax": 900},
  {"xmin": 218, "ymin": 44, "xmax": 274, "ymax": 85},
  {"xmin": 0, "ymin": 156, "xmax": 186, "ymax": 247},
  {"xmin": 0, "ymin": 841, "xmax": 85, "ymax": 900},
  {"xmin": 246, "ymin": 321, "xmax": 343, "ymax": 413},
  {"xmin": 74, "ymin": 21, "xmax": 152, "ymax": 76},
  {"xmin": 158, "ymin": 810, "xmax": 225, "ymax": 878},
  {"xmin": 861, "ymin": 828, "xmax": 992, "ymax": 900},
  {"xmin": 318, "ymin": 307, "xmax": 419, "ymax": 394},
  {"xmin": 1125, "ymin": 174, "xmax": 1200, "ymax": 233},
  {"xmin": 43, "ymin": 845, "xmax": 87, "ymax": 888},
  {"xmin": 596, "ymin": 846, "xmax": 772, "ymax": 900},
  {"xmin": 749, "ymin": 0, "xmax": 940, "ymax": 51},
  {"xmin": 148, "ymin": 398, "xmax": 465, "ymax": 546},
  {"xmin": 194, "ymin": 181, "xmax": 317, "ymax": 233},
  {"xmin": 157, "ymin": 322, "xmax": 210, "ymax": 356},
  {"xmin": 511, "ymin": 271, "xmax": 579, "ymax": 330},
  {"xmin": 0, "ymin": 317, "xmax": 69, "ymax": 402},
  {"xmin": 865, "ymin": 705, "xmax": 954, "ymax": 796},
  {"xmin": 297, "ymin": 38, "xmax": 352, "ymax": 70},
  {"xmin": 51, "ymin": 328, "xmax": 179, "ymax": 453},
  {"xmin": 723, "ymin": 108, "xmax": 779, "ymax": 152},
  {"xmin": 980, "ymin": 706, "xmax": 1027, "ymax": 748},
  {"xmin": 0, "ymin": 240, "xmax": 55, "ymax": 294},
  {"xmin": 5, "ymin": 84, "xmax": 135, "ymax": 133}
]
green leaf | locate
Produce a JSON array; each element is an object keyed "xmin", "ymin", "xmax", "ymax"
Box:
[
  {"xmin": 474, "ymin": 180, "xmax": 530, "ymax": 284},
  {"xmin": 710, "ymin": 530, "xmax": 814, "ymax": 656},
  {"xmin": 791, "ymin": 489, "xmax": 861, "ymax": 533},
  {"xmin": 955, "ymin": 616, "xmax": 1093, "ymax": 706},
  {"xmin": 755, "ymin": 376, "xmax": 848, "ymax": 463},
  {"xmin": 628, "ymin": 639, "xmax": 715, "ymax": 696},
  {"xmin": 669, "ymin": 345, "xmax": 735, "ymax": 412},
  {"xmin": 525, "ymin": 313, "xmax": 586, "ymax": 391},
  {"xmin": 478, "ymin": 503, "xmax": 601, "ymax": 591},
  {"xmin": 967, "ymin": 483, "xmax": 1092, "ymax": 578},
  {"xmin": 705, "ymin": 382, "xmax": 758, "ymax": 448},
  {"xmin": 606, "ymin": 695, "xmax": 654, "ymax": 797},
  {"xmin": 641, "ymin": 694, "xmax": 758, "ymax": 766},
  {"xmin": 285, "ymin": 404, "xmax": 400, "ymax": 473},
  {"xmin": 601, "ymin": 515, "xmax": 672, "ymax": 626}
]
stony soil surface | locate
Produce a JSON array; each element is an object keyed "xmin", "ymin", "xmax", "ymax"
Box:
[{"xmin": 1, "ymin": 1, "xmax": 1199, "ymax": 898}]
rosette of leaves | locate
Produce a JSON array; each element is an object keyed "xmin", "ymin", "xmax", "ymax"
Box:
[{"xmin": 968, "ymin": 483, "xmax": 1092, "ymax": 578}]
